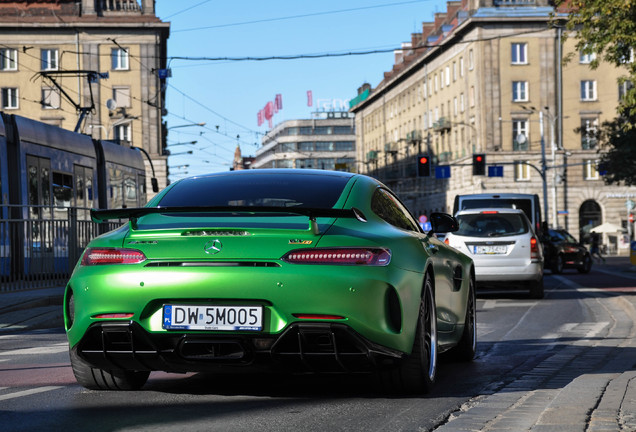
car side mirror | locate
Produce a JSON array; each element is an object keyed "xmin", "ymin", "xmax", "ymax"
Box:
[{"xmin": 430, "ymin": 212, "xmax": 459, "ymax": 233}]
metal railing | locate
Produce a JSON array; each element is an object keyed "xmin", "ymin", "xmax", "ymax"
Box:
[{"xmin": 0, "ymin": 205, "xmax": 123, "ymax": 292}]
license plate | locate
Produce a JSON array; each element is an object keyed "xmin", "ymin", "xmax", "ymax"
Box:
[
  {"xmin": 473, "ymin": 245, "xmax": 507, "ymax": 255},
  {"xmin": 163, "ymin": 305, "xmax": 263, "ymax": 331}
]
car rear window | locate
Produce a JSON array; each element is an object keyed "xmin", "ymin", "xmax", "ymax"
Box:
[
  {"xmin": 460, "ymin": 198, "xmax": 532, "ymax": 222},
  {"xmin": 455, "ymin": 213, "xmax": 529, "ymax": 237},
  {"xmin": 157, "ymin": 172, "xmax": 351, "ymax": 208}
]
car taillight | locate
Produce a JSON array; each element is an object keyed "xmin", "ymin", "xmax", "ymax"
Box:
[
  {"xmin": 530, "ymin": 237, "xmax": 540, "ymax": 260},
  {"xmin": 282, "ymin": 248, "xmax": 391, "ymax": 266},
  {"xmin": 444, "ymin": 238, "xmax": 450, "ymax": 245},
  {"xmin": 81, "ymin": 248, "xmax": 147, "ymax": 266}
]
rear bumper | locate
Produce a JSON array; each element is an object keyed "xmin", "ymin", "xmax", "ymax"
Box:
[
  {"xmin": 475, "ymin": 262, "xmax": 543, "ymax": 282},
  {"xmin": 74, "ymin": 321, "xmax": 405, "ymax": 374}
]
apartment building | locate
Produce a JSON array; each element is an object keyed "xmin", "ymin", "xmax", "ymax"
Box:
[
  {"xmin": 0, "ymin": 0, "xmax": 169, "ymax": 195},
  {"xmin": 350, "ymin": 0, "xmax": 635, "ymax": 253},
  {"xmin": 253, "ymin": 112, "xmax": 356, "ymax": 172}
]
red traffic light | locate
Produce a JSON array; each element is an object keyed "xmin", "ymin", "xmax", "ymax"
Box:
[
  {"xmin": 475, "ymin": 155, "xmax": 483, "ymax": 162},
  {"xmin": 419, "ymin": 156, "xmax": 428, "ymax": 164}
]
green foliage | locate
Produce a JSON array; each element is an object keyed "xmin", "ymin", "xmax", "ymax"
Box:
[
  {"xmin": 596, "ymin": 115, "xmax": 636, "ymax": 185},
  {"xmin": 554, "ymin": 0, "xmax": 636, "ymax": 183}
]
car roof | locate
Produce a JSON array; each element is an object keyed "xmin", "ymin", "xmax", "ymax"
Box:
[{"xmin": 185, "ymin": 169, "xmax": 358, "ymax": 181}]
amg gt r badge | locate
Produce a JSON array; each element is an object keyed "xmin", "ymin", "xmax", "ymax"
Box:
[{"xmin": 289, "ymin": 239, "xmax": 313, "ymax": 245}]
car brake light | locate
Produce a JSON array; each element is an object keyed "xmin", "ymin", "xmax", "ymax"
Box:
[
  {"xmin": 282, "ymin": 248, "xmax": 391, "ymax": 266},
  {"xmin": 444, "ymin": 238, "xmax": 450, "ymax": 245},
  {"xmin": 81, "ymin": 248, "xmax": 147, "ymax": 265},
  {"xmin": 530, "ymin": 237, "xmax": 540, "ymax": 259},
  {"xmin": 92, "ymin": 313, "xmax": 135, "ymax": 319},
  {"xmin": 481, "ymin": 211, "xmax": 499, "ymax": 214}
]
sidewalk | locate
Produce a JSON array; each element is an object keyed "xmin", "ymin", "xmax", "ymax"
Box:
[{"xmin": 0, "ymin": 285, "xmax": 65, "ymax": 332}]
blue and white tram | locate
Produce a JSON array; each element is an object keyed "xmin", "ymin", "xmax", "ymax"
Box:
[{"xmin": 0, "ymin": 113, "xmax": 151, "ymax": 287}]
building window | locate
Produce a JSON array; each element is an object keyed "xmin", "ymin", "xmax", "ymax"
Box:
[
  {"xmin": 579, "ymin": 49, "xmax": 596, "ymax": 64},
  {"xmin": 512, "ymin": 81, "xmax": 528, "ymax": 102},
  {"xmin": 469, "ymin": 86, "xmax": 475, "ymax": 107},
  {"xmin": 459, "ymin": 56, "xmax": 464, "ymax": 77},
  {"xmin": 515, "ymin": 161, "xmax": 531, "ymax": 181},
  {"xmin": 1, "ymin": 87, "xmax": 19, "ymax": 109},
  {"xmin": 113, "ymin": 86, "xmax": 131, "ymax": 108},
  {"xmin": 114, "ymin": 123, "xmax": 132, "ymax": 143},
  {"xmin": 41, "ymin": 49, "xmax": 58, "ymax": 71},
  {"xmin": 584, "ymin": 160, "xmax": 600, "ymax": 180},
  {"xmin": 452, "ymin": 61, "xmax": 457, "ymax": 81},
  {"xmin": 581, "ymin": 80, "xmax": 597, "ymax": 101},
  {"xmin": 445, "ymin": 66, "xmax": 450, "ymax": 86},
  {"xmin": 460, "ymin": 93, "xmax": 465, "ymax": 112},
  {"xmin": 41, "ymin": 87, "xmax": 60, "ymax": 109},
  {"xmin": 0, "ymin": 48, "xmax": 17, "ymax": 71},
  {"xmin": 581, "ymin": 117, "xmax": 598, "ymax": 149},
  {"xmin": 511, "ymin": 43, "xmax": 527, "ymax": 65},
  {"xmin": 512, "ymin": 120, "xmax": 529, "ymax": 150},
  {"xmin": 468, "ymin": 49, "xmax": 474, "ymax": 70},
  {"xmin": 619, "ymin": 80, "xmax": 633, "ymax": 100},
  {"xmin": 111, "ymin": 48, "xmax": 129, "ymax": 70},
  {"xmin": 453, "ymin": 97, "xmax": 458, "ymax": 116}
]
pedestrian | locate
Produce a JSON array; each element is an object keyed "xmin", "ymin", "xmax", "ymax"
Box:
[{"xmin": 590, "ymin": 232, "xmax": 606, "ymax": 263}]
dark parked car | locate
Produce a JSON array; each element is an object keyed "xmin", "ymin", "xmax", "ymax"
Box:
[{"xmin": 542, "ymin": 229, "xmax": 592, "ymax": 274}]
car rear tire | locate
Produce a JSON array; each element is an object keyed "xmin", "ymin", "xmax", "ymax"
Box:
[
  {"xmin": 553, "ymin": 255, "xmax": 564, "ymax": 274},
  {"xmin": 380, "ymin": 273, "xmax": 437, "ymax": 394},
  {"xmin": 69, "ymin": 348, "xmax": 149, "ymax": 390},
  {"xmin": 448, "ymin": 276, "xmax": 476, "ymax": 361},
  {"xmin": 577, "ymin": 254, "xmax": 592, "ymax": 274},
  {"xmin": 529, "ymin": 278, "xmax": 544, "ymax": 299}
]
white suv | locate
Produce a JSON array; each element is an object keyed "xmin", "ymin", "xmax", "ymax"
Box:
[{"xmin": 445, "ymin": 208, "xmax": 544, "ymax": 298}]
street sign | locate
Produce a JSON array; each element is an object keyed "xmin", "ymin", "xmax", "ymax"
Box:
[
  {"xmin": 488, "ymin": 166, "xmax": 503, "ymax": 177},
  {"xmin": 435, "ymin": 165, "xmax": 451, "ymax": 179},
  {"xmin": 626, "ymin": 199, "xmax": 635, "ymax": 210}
]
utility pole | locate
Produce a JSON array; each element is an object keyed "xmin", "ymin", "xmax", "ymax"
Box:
[{"xmin": 540, "ymin": 111, "xmax": 549, "ymax": 226}]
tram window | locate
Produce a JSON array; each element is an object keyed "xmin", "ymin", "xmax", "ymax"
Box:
[
  {"xmin": 27, "ymin": 155, "xmax": 52, "ymax": 219},
  {"xmin": 52, "ymin": 172, "xmax": 73, "ymax": 208},
  {"xmin": 124, "ymin": 176, "xmax": 137, "ymax": 208},
  {"xmin": 109, "ymin": 167, "xmax": 124, "ymax": 209},
  {"xmin": 74, "ymin": 165, "xmax": 93, "ymax": 220}
]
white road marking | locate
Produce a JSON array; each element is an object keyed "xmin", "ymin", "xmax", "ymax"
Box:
[
  {"xmin": 0, "ymin": 386, "xmax": 63, "ymax": 402},
  {"xmin": 481, "ymin": 300, "xmax": 537, "ymax": 309},
  {"xmin": 0, "ymin": 342, "xmax": 68, "ymax": 356}
]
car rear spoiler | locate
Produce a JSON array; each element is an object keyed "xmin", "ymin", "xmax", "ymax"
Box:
[{"xmin": 91, "ymin": 206, "xmax": 367, "ymax": 235}]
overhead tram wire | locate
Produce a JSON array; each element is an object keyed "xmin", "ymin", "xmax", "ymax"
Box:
[{"xmin": 171, "ymin": 0, "xmax": 435, "ymax": 33}]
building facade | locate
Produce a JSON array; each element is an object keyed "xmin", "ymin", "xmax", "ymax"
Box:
[
  {"xmin": 0, "ymin": 0, "xmax": 169, "ymax": 196},
  {"xmin": 350, "ymin": 0, "xmax": 635, "ymax": 253},
  {"xmin": 253, "ymin": 112, "xmax": 356, "ymax": 172}
]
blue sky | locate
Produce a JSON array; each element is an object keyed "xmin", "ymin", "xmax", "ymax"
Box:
[{"xmin": 155, "ymin": 0, "xmax": 448, "ymax": 181}]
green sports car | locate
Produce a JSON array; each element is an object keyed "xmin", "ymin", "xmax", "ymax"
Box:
[{"xmin": 65, "ymin": 169, "xmax": 475, "ymax": 393}]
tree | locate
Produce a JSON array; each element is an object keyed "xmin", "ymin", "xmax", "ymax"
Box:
[
  {"xmin": 595, "ymin": 114, "xmax": 636, "ymax": 185},
  {"xmin": 554, "ymin": 0, "xmax": 636, "ymax": 184}
]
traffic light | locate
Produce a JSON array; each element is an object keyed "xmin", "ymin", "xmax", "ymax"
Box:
[
  {"xmin": 472, "ymin": 153, "xmax": 486, "ymax": 175},
  {"xmin": 417, "ymin": 154, "xmax": 431, "ymax": 177}
]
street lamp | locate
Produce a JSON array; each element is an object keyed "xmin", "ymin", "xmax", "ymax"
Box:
[
  {"xmin": 168, "ymin": 122, "xmax": 206, "ymax": 130},
  {"xmin": 167, "ymin": 140, "xmax": 197, "ymax": 147},
  {"xmin": 166, "ymin": 150, "xmax": 193, "ymax": 157}
]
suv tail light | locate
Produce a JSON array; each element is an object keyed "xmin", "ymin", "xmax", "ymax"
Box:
[
  {"xmin": 81, "ymin": 248, "xmax": 147, "ymax": 266},
  {"xmin": 530, "ymin": 237, "xmax": 540, "ymax": 260},
  {"xmin": 282, "ymin": 248, "xmax": 391, "ymax": 266}
]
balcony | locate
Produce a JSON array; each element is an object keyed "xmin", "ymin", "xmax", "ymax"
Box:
[
  {"xmin": 433, "ymin": 117, "xmax": 451, "ymax": 132},
  {"xmin": 98, "ymin": 0, "xmax": 141, "ymax": 13},
  {"xmin": 366, "ymin": 150, "xmax": 379, "ymax": 162},
  {"xmin": 406, "ymin": 130, "xmax": 422, "ymax": 143},
  {"xmin": 384, "ymin": 142, "xmax": 398, "ymax": 154}
]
